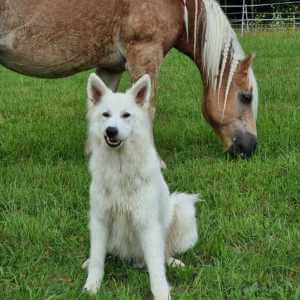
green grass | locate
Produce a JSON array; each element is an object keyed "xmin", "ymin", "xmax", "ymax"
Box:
[{"xmin": 1, "ymin": 31, "xmax": 300, "ymax": 299}]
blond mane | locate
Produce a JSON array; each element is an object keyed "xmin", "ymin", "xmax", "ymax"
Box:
[{"xmin": 199, "ymin": 0, "xmax": 258, "ymax": 119}]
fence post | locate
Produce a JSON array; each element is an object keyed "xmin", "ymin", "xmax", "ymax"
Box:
[
  {"xmin": 241, "ymin": 0, "xmax": 246, "ymax": 35},
  {"xmin": 293, "ymin": 12, "xmax": 296, "ymax": 30},
  {"xmin": 246, "ymin": 4, "xmax": 249, "ymax": 32}
]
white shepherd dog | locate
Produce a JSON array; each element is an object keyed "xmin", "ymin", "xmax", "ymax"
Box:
[{"xmin": 83, "ymin": 73, "xmax": 199, "ymax": 300}]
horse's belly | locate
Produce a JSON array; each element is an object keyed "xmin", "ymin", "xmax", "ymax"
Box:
[
  {"xmin": 0, "ymin": 30, "xmax": 123, "ymax": 78},
  {"xmin": 0, "ymin": 0, "xmax": 123, "ymax": 78}
]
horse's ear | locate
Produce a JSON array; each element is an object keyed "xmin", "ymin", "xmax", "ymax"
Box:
[
  {"xmin": 87, "ymin": 73, "xmax": 108, "ymax": 105},
  {"xmin": 129, "ymin": 74, "xmax": 151, "ymax": 107},
  {"xmin": 238, "ymin": 53, "xmax": 256, "ymax": 76}
]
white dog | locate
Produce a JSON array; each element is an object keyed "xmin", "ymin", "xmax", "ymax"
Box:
[{"xmin": 83, "ymin": 73, "xmax": 199, "ymax": 300}]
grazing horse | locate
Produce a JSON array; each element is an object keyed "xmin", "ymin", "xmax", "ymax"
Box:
[{"xmin": 0, "ymin": 0, "xmax": 258, "ymax": 157}]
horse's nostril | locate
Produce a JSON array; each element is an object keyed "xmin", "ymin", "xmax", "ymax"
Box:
[
  {"xmin": 228, "ymin": 133, "xmax": 257, "ymax": 158},
  {"xmin": 106, "ymin": 127, "xmax": 118, "ymax": 138}
]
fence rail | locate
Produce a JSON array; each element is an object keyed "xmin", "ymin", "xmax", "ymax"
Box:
[
  {"xmin": 220, "ymin": 1, "xmax": 300, "ymax": 32},
  {"xmin": 221, "ymin": 1, "xmax": 300, "ymax": 8}
]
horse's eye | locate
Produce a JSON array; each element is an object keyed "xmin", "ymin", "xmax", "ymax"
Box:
[
  {"xmin": 122, "ymin": 112, "xmax": 131, "ymax": 119},
  {"xmin": 240, "ymin": 92, "xmax": 253, "ymax": 104},
  {"xmin": 102, "ymin": 112, "xmax": 110, "ymax": 118}
]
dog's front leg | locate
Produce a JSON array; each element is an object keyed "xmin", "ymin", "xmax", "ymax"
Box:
[
  {"xmin": 84, "ymin": 213, "xmax": 108, "ymax": 295},
  {"xmin": 138, "ymin": 223, "xmax": 171, "ymax": 300}
]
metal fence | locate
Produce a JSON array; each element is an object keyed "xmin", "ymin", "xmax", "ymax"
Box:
[{"xmin": 220, "ymin": 1, "xmax": 300, "ymax": 32}]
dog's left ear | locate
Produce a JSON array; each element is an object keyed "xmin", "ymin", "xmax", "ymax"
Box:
[
  {"xmin": 129, "ymin": 74, "xmax": 151, "ymax": 107},
  {"xmin": 87, "ymin": 73, "xmax": 109, "ymax": 105}
]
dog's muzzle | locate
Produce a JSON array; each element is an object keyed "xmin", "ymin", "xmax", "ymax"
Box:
[
  {"xmin": 104, "ymin": 135, "xmax": 123, "ymax": 148},
  {"xmin": 104, "ymin": 126, "xmax": 123, "ymax": 148}
]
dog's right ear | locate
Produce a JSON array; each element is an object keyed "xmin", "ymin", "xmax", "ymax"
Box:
[
  {"xmin": 87, "ymin": 73, "xmax": 108, "ymax": 105},
  {"xmin": 129, "ymin": 74, "xmax": 151, "ymax": 107}
]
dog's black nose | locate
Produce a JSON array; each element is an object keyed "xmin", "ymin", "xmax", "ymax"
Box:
[{"xmin": 106, "ymin": 127, "xmax": 118, "ymax": 138}]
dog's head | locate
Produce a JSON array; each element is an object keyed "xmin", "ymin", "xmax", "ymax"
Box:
[{"xmin": 87, "ymin": 73, "xmax": 152, "ymax": 149}]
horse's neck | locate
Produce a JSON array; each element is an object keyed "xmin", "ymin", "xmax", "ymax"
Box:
[
  {"xmin": 175, "ymin": 0, "xmax": 244, "ymax": 89},
  {"xmin": 175, "ymin": 0, "xmax": 203, "ymax": 60}
]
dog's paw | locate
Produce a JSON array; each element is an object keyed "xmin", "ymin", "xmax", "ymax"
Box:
[
  {"xmin": 167, "ymin": 257, "xmax": 185, "ymax": 268},
  {"xmin": 82, "ymin": 258, "xmax": 90, "ymax": 270},
  {"xmin": 155, "ymin": 297, "xmax": 171, "ymax": 300},
  {"xmin": 153, "ymin": 284, "xmax": 171, "ymax": 300},
  {"xmin": 154, "ymin": 292, "xmax": 171, "ymax": 300},
  {"xmin": 83, "ymin": 279, "xmax": 100, "ymax": 295}
]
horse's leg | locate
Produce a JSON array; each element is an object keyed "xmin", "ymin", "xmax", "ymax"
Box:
[
  {"xmin": 126, "ymin": 43, "xmax": 163, "ymax": 120},
  {"xmin": 85, "ymin": 67, "xmax": 123, "ymax": 157},
  {"xmin": 95, "ymin": 68, "xmax": 123, "ymax": 92},
  {"xmin": 127, "ymin": 44, "xmax": 166, "ymax": 168}
]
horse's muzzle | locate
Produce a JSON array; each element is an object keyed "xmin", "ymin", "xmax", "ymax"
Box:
[{"xmin": 228, "ymin": 132, "xmax": 257, "ymax": 158}]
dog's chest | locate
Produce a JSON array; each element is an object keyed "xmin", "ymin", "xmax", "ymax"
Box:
[
  {"xmin": 107, "ymin": 212, "xmax": 142, "ymax": 259},
  {"xmin": 95, "ymin": 158, "xmax": 151, "ymax": 212}
]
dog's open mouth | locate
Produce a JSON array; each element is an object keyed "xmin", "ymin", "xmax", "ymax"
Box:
[{"xmin": 104, "ymin": 135, "xmax": 123, "ymax": 148}]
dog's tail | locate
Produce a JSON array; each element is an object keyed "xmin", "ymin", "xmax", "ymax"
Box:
[{"xmin": 167, "ymin": 193, "xmax": 200, "ymax": 256}]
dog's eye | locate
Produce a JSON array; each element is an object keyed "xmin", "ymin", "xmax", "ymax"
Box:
[
  {"xmin": 102, "ymin": 112, "xmax": 110, "ymax": 118},
  {"xmin": 122, "ymin": 112, "xmax": 131, "ymax": 119}
]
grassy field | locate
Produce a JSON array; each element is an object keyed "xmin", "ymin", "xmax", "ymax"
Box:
[{"xmin": 0, "ymin": 31, "xmax": 299, "ymax": 299}]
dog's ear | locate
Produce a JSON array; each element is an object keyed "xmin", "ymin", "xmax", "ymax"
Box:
[
  {"xmin": 87, "ymin": 73, "xmax": 108, "ymax": 105},
  {"xmin": 129, "ymin": 74, "xmax": 151, "ymax": 107}
]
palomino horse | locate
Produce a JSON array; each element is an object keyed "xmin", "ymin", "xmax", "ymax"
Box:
[{"xmin": 0, "ymin": 0, "xmax": 258, "ymax": 157}]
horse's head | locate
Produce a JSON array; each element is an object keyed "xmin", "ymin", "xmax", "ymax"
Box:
[{"xmin": 202, "ymin": 54, "xmax": 258, "ymax": 158}]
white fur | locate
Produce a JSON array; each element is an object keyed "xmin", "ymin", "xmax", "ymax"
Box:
[
  {"xmin": 194, "ymin": 0, "xmax": 199, "ymax": 59},
  {"xmin": 183, "ymin": 0, "xmax": 189, "ymax": 42},
  {"xmin": 83, "ymin": 73, "xmax": 199, "ymax": 300},
  {"xmin": 201, "ymin": 0, "xmax": 258, "ymax": 118}
]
